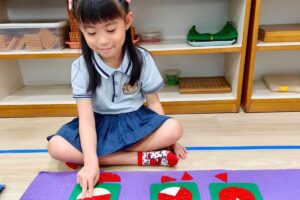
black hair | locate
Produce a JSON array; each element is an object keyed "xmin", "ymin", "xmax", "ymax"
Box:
[{"xmin": 72, "ymin": 0, "xmax": 143, "ymax": 93}]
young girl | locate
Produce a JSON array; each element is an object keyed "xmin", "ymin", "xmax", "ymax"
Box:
[{"xmin": 48, "ymin": 0, "xmax": 187, "ymax": 198}]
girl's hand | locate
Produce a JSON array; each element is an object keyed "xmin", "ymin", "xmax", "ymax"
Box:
[{"xmin": 77, "ymin": 163, "xmax": 100, "ymax": 198}]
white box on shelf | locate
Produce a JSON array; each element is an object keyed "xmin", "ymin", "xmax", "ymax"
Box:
[{"xmin": 0, "ymin": 20, "xmax": 68, "ymax": 51}]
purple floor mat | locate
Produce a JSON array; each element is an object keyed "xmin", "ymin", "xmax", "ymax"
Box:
[{"xmin": 21, "ymin": 169, "xmax": 300, "ymax": 200}]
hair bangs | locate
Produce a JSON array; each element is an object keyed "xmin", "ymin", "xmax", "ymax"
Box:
[{"xmin": 75, "ymin": 0, "xmax": 124, "ymax": 27}]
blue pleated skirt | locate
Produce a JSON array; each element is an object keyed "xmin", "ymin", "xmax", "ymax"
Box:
[{"xmin": 47, "ymin": 106, "xmax": 170, "ymax": 157}]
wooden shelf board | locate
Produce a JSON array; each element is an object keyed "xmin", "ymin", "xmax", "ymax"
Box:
[
  {"xmin": 0, "ymin": 49, "xmax": 81, "ymax": 59},
  {"xmin": 162, "ymin": 100, "xmax": 238, "ymax": 114},
  {"xmin": 252, "ymin": 80, "xmax": 300, "ymax": 100},
  {"xmin": 0, "ymin": 84, "xmax": 236, "ymax": 105},
  {"xmin": 0, "ymin": 104, "xmax": 78, "ymax": 117},
  {"xmin": 0, "ymin": 85, "xmax": 74, "ymax": 105},
  {"xmin": 0, "ymin": 100, "xmax": 238, "ymax": 117},
  {"xmin": 141, "ymin": 39, "xmax": 242, "ymax": 55},
  {"xmin": 0, "ymin": 39, "xmax": 242, "ymax": 59},
  {"xmin": 257, "ymin": 41, "xmax": 300, "ymax": 51},
  {"xmin": 0, "ymin": 85, "xmax": 238, "ymax": 117},
  {"xmin": 244, "ymin": 98, "xmax": 300, "ymax": 113}
]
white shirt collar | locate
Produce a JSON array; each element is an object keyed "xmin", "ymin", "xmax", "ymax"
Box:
[{"xmin": 92, "ymin": 49, "xmax": 132, "ymax": 79}]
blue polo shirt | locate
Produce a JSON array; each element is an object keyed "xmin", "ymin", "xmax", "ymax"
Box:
[{"xmin": 71, "ymin": 48, "xmax": 164, "ymax": 114}]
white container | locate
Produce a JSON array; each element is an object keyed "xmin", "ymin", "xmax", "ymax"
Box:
[
  {"xmin": 141, "ymin": 32, "xmax": 161, "ymax": 43},
  {"xmin": 0, "ymin": 21, "xmax": 68, "ymax": 51}
]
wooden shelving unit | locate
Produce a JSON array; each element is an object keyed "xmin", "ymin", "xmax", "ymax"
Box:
[
  {"xmin": 242, "ymin": 0, "xmax": 300, "ymax": 112},
  {"xmin": 0, "ymin": 0, "xmax": 251, "ymax": 117}
]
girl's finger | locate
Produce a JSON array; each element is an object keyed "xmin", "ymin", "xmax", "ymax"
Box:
[
  {"xmin": 81, "ymin": 179, "xmax": 88, "ymax": 198},
  {"xmin": 88, "ymin": 178, "xmax": 94, "ymax": 197},
  {"xmin": 94, "ymin": 174, "xmax": 100, "ymax": 185}
]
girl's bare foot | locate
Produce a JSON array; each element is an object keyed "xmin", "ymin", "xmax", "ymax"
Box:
[{"xmin": 170, "ymin": 143, "xmax": 188, "ymax": 159}]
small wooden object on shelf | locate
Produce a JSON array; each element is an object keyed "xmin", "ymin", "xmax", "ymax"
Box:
[
  {"xmin": 263, "ymin": 74, "xmax": 300, "ymax": 93},
  {"xmin": 258, "ymin": 24, "xmax": 300, "ymax": 42},
  {"xmin": 178, "ymin": 76, "xmax": 231, "ymax": 94},
  {"xmin": 140, "ymin": 31, "xmax": 161, "ymax": 43}
]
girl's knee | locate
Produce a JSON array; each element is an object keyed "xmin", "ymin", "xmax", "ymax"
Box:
[
  {"xmin": 47, "ymin": 136, "xmax": 68, "ymax": 161},
  {"xmin": 167, "ymin": 119, "xmax": 183, "ymax": 141}
]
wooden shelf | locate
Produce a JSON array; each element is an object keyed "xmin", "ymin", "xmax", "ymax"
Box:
[
  {"xmin": 257, "ymin": 41, "xmax": 300, "ymax": 51},
  {"xmin": 242, "ymin": 0, "xmax": 300, "ymax": 113},
  {"xmin": 0, "ymin": 84, "xmax": 238, "ymax": 117},
  {"xmin": 243, "ymin": 80, "xmax": 300, "ymax": 112},
  {"xmin": 0, "ymin": 0, "xmax": 250, "ymax": 116},
  {"xmin": 0, "ymin": 49, "xmax": 81, "ymax": 59},
  {"xmin": 140, "ymin": 39, "xmax": 242, "ymax": 55},
  {"xmin": 0, "ymin": 84, "xmax": 236, "ymax": 105},
  {"xmin": 0, "ymin": 39, "xmax": 242, "ymax": 59},
  {"xmin": 0, "ymin": 85, "xmax": 74, "ymax": 105}
]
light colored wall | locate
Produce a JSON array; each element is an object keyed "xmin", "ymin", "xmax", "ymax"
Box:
[{"xmin": 0, "ymin": 60, "xmax": 23, "ymax": 100}]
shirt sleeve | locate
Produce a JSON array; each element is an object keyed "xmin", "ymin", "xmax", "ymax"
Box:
[
  {"xmin": 71, "ymin": 57, "xmax": 92, "ymax": 99},
  {"xmin": 140, "ymin": 51, "xmax": 165, "ymax": 94}
]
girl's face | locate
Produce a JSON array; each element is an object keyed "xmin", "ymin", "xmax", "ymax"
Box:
[{"xmin": 81, "ymin": 12, "xmax": 133, "ymax": 65}]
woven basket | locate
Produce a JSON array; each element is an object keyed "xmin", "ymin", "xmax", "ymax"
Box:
[
  {"xmin": 69, "ymin": 32, "xmax": 80, "ymax": 42},
  {"xmin": 66, "ymin": 0, "xmax": 80, "ymax": 48}
]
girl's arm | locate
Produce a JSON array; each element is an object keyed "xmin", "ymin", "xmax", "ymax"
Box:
[
  {"xmin": 76, "ymin": 99, "xmax": 99, "ymax": 198},
  {"xmin": 145, "ymin": 92, "xmax": 164, "ymax": 115},
  {"xmin": 77, "ymin": 99, "xmax": 98, "ymax": 164}
]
